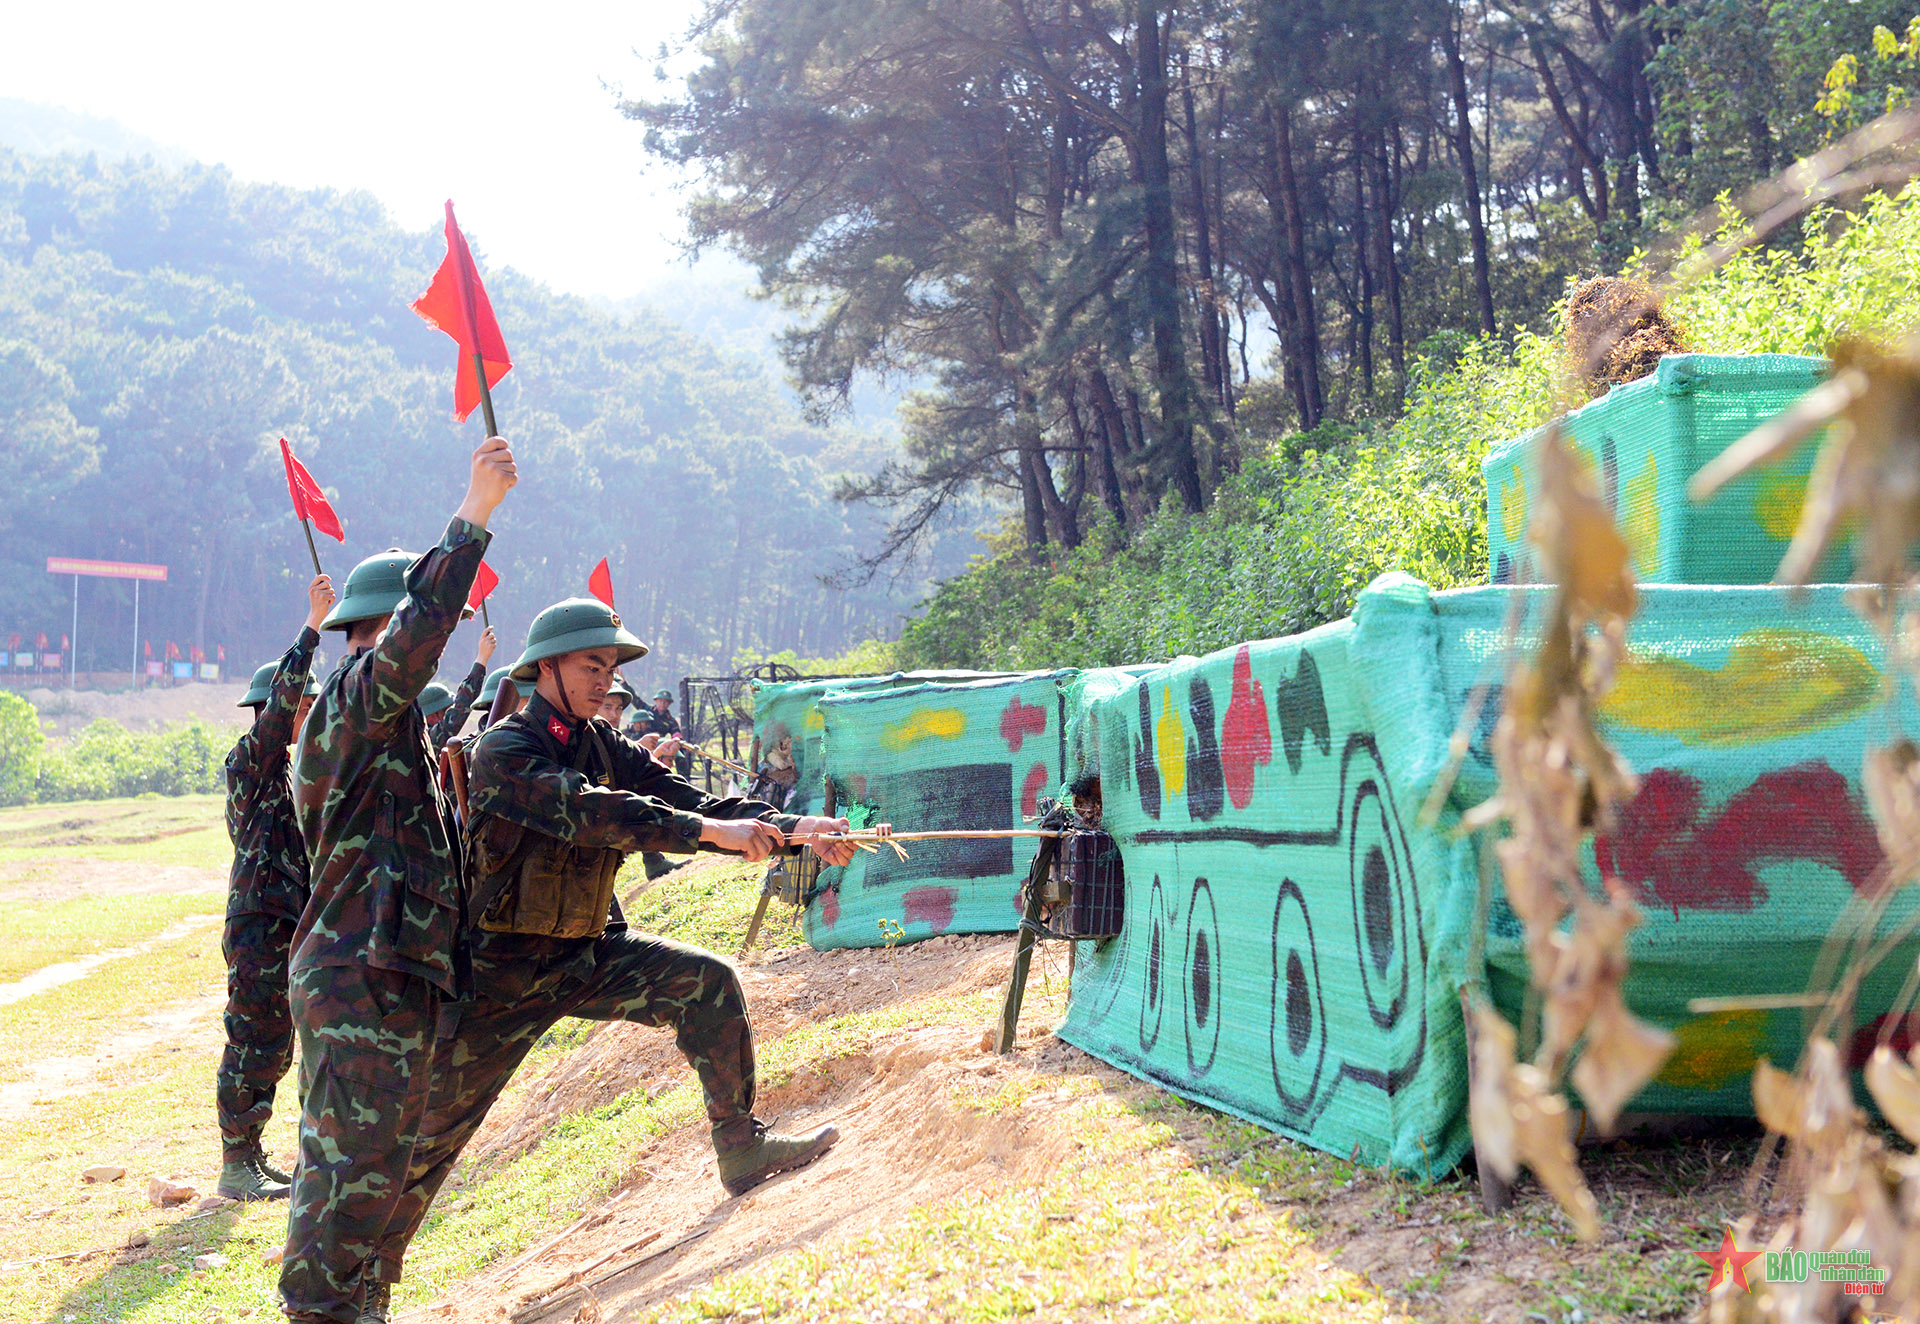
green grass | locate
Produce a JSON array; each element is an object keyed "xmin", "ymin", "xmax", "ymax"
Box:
[
  {"xmin": 624, "ymin": 854, "xmax": 803, "ymax": 952},
  {"xmin": 0, "ymin": 893, "xmax": 224, "ymax": 985},
  {"xmin": 0, "ymin": 794, "xmax": 231, "ymax": 873},
  {"xmin": 0, "ymin": 927, "xmax": 225, "ymax": 1086}
]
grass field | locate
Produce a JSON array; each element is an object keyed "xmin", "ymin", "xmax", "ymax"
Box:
[{"xmin": 0, "ymin": 794, "xmax": 1758, "ymax": 1324}]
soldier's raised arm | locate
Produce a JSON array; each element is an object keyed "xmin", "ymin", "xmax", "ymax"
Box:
[
  {"xmin": 330, "ymin": 438, "xmax": 515, "ymax": 733},
  {"xmin": 225, "ymin": 576, "xmax": 332, "ymax": 841}
]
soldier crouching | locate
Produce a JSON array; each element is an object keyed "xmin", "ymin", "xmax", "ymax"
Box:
[{"xmin": 375, "ymin": 599, "xmax": 862, "ymax": 1276}]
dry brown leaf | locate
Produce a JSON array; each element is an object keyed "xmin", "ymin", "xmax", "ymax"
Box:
[
  {"xmin": 1530, "ymin": 428, "xmax": 1638, "ymax": 620},
  {"xmin": 1510, "ymin": 1060, "xmax": 1602, "ymax": 1241},
  {"xmin": 1569, "ymin": 990, "xmax": 1674, "ymax": 1135},
  {"xmin": 1753, "ymin": 1057, "xmax": 1808, "ymax": 1141},
  {"xmin": 1467, "ymin": 1004, "xmax": 1520, "ymax": 1183},
  {"xmin": 1869, "ymin": 1045, "xmax": 1920, "ymax": 1149},
  {"xmin": 1865, "ymin": 739, "xmax": 1920, "ymax": 883}
]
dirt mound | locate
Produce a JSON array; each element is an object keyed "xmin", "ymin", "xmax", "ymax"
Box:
[
  {"xmin": 421, "ymin": 925, "xmax": 1084, "ymax": 1322},
  {"xmin": 24, "ymin": 683, "xmax": 250, "ymax": 741}
]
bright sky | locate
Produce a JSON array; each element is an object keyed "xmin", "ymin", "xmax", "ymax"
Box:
[{"xmin": 9, "ymin": 0, "xmax": 724, "ymax": 300}]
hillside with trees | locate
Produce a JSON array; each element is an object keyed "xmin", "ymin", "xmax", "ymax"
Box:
[
  {"xmin": 637, "ymin": 0, "xmax": 1920, "ymax": 665},
  {"xmin": 0, "ymin": 146, "xmax": 950, "ymax": 687}
]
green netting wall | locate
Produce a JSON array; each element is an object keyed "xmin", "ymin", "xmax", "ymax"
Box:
[
  {"xmin": 802, "ymin": 670, "xmax": 1077, "ymax": 950},
  {"xmin": 750, "ymin": 671, "xmax": 1014, "ymax": 816},
  {"xmin": 1483, "ymin": 354, "xmax": 1842, "ymax": 587},
  {"xmin": 1059, "ymin": 574, "xmax": 1920, "ymax": 1174}
]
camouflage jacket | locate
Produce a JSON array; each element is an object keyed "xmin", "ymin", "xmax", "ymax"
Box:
[
  {"xmin": 429, "ymin": 660, "xmax": 486, "ymax": 749},
  {"xmin": 465, "ymin": 693, "xmax": 798, "ymax": 982},
  {"xmin": 223, "ymin": 626, "xmax": 318, "ymax": 922},
  {"xmin": 291, "ymin": 518, "xmax": 489, "ymax": 996}
]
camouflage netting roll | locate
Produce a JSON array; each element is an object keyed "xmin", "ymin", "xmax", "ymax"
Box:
[
  {"xmin": 1483, "ymin": 354, "xmax": 1844, "ymax": 587},
  {"xmin": 803, "ymin": 670, "xmax": 1077, "ymax": 950},
  {"xmin": 1059, "ymin": 574, "xmax": 1920, "ymax": 1175}
]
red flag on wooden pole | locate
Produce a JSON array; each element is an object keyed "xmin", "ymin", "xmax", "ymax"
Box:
[
  {"xmin": 412, "ymin": 201, "xmax": 512, "ymax": 433},
  {"xmin": 279, "ymin": 439, "xmax": 345, "ymax": 542},
  {"xmin": 587, "ymin": 558, "xmax": 614, "ymax": 609},
  {"xmin": 467, "ymin": 560, "xmax": 500, "ymax": 611}
]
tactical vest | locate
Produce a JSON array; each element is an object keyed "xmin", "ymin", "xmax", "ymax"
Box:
[{"xmin": 470, "ymin": 719, "xmax": 626, "ymax": 940}]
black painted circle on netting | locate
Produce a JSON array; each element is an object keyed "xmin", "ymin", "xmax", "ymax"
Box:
[
  {"xmin": 1348, "ymin": 777, "xmax": 1412, "ymax": 1031},
  {"xmin": 1139, "ymin": 874, "xmax": 1169, "ymax": 1053},
  {"xmin": 1268, "ymin": 878, "xmax": 1327, "ymax": 1120},
  {"xmin": 1183, "ymin": 877, "xmax": 1221, "ymax": 1078}
]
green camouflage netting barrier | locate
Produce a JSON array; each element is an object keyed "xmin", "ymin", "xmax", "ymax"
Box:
[
  {"xmin": 802, "ymin": 671, "xmax": 1076, "ymax": 950},
  {"xmin": 749, "ymin": 672, "xmax": 1007, "ymax": 816},
  {"xmin": 1058, "ymin": 574, "xmax": 1920, "ymax": 1174},
  {"xmin": 1483, "ymin": 354, "xmax": 1842, "ymax": 586}
]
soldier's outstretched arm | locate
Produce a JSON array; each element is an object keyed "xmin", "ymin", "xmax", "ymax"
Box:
[
  {"xmin": 604, "ymin": 727, "xmax": 801, "ymax": 835},
  {"xmin": 351, "ymin": 440, "xmax": 514, "ymax": 732},
  {"xmin": 224, "ymin": 577, "xmax": 333, "ymax": 840},
  {"xmin": 469, "ymin": 722, "xmax": 706, "ymax": 855}
]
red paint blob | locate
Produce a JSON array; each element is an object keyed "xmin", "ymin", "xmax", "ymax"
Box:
[
  {"xmin": 1021, "ymin": 762, "xmax": 1050, "ymax": 819},
  {"xmin": 1220, "ymin": 645, "xmax": 1272, "ymax": 809},
  {"xmin": 817, "ymin": 887, "xmax": 840, "ymax": 928},
  {"xmin": 1000, "ymin": 696, "xmax": 1048, "ymax": 752},
  {"xmin": 1596, "ymin": 761, "xmax": 1882, "ymax": 914},
  {"xmin": 902, "ymin": 885, "xmax": 958, "ymax": 931}
]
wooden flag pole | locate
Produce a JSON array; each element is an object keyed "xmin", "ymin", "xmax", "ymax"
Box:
[
  {"xmin": 480, "ymin": 599, "xmax": 492, "ymax": 629},
  {"xmin": 299, "ymin": 516, "xmax": 324, "ymax": 576},
  {"xmin": 473, "ymin": 351, "xmax": 500, "ymax": 440}
]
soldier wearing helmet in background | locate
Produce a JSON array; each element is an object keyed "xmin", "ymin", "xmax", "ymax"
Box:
[
  {"xmin": 279, "ymin": 438, "xmax": 516, "ymax": 1324},
  {"xmin": 425, "ymin": 624, "xmax": 497, "ymax": 749},
  {"xmin": 598, "ymin": 671, "xmax": 635, "ymax": 725},
  {"xmin": 215, "ymin": 573, "xmax": 333, "ymax": 1203},
  {"xmin": 470, "ymin": 665, "xmax": 525, "ymax": 730},
  {"xmin": 375, "ymin": 599, "xmax": 874, "ymax": 1268}
]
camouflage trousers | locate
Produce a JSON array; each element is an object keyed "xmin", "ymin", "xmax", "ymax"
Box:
[
  {"xmin": 374, "ymin": 931, "xmax": 756, "ymax": 1275},
  {"xmin": 216, "ymin": 911, "xmax": 298, "ymax": 1158},
  {"xmin": 279, "ymin": 963, "xmax": 445, "ymax": 1324}
]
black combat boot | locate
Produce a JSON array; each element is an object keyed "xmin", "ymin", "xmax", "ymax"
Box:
[
  {"xmin": 359, "ymin": 1279, "xmax": 392, "ymax": 1324},
  {"xmin": 216, "ymin": 1146, "xmax": 292, "ymax": 1202}
]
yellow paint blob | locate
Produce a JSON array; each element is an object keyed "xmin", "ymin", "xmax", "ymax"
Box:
[
  {"xmin": 1155, "ymin": 688, "xmax": 1186, "ymax": 798},
  {"xmin": 1604, "ymin": 628, "xmax": 1880, "ymax": 746},
  {"xmin": 1623, "ymin": 454, "xmax": 1659, "ymax": 577},
  {"xmin": 1500, "ymin": 472, "xmax": 1527, "ymax": 545},
  {"xmin": 878, "ymin": 707, "xmax": 966, "ymax": 751},
  {"xmin": 804, "ymin": 708, "xmax": 826, "ymax": 732},
  {"xmin": 1654, "ymin": 1010, "xmax": 1769, "ymax": 1091},
  {"xmin": 1753, "ymin": 473, "xmax": 1808, "ymax": 541}
]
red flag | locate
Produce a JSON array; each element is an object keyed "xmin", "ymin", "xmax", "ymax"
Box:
[
  {"xmin": 166, "ymin": 641, "xmax": 179, "ymax": 661},
  {"xmin": 411, "ymin": 201, "xmax": 512, "ymax": 423},
  {"xmin": 61, "ymin": 634, "xmax": 69, "ymax": 650},
  {"xmin": 7, "ymin": 634, "xmax": 18, "ymax": 650},
  {"xmin": 467, "ymin": 560, "xmax": 500, "ymax": 610},
  {"xmin": 36, "ymin": 632, "xmax": 47, "ymax": 651},
  {"xmin": 191, "ymin": 645, "xmax": 204, "ymax": 664},
  {"xmin": 587, "ymin": 558, "xmax": 614, "ymax": 609},
  {"xmin": 143, "ymin": 639, "xmax": 152, "ymax": 659},
  {"xmin": 280, "ymin": 438, "xmax": 345, "ymax": 542},
  {"xmin": 217, "ymin": 644, "xmax": 226, "ymax": 662}
]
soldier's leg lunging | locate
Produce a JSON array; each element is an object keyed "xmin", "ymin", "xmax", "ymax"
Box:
[
  {"xmin": 375, "ymin": 996, "xmax": 562, "ymax": 1284},
  {"xmin": 217, "ymin": 911, "xmax": 299, "ymax": 1199},
  {"xmin": 280, "ymin": 965, "xmax": 440, "ymax": 1324}
]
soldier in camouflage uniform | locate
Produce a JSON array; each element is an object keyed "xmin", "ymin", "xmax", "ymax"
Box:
[
  {"xmin": 280, "ymin": 437, "xmax": 516, "ymax": 1324},
  {"xmin": 426, "ymin": 624, "xmax": 495, "ymax": 749},
  {"xmin": 216, "ymin": 573, "xmax": 334, "ymax": 1203},
  {"xmin": 373, "ymin": 600, "xmax": 862, "ymax": 1276},
  {"xmin": 470, "ymin": 664, "xmax": 523, "ymax": 729}
]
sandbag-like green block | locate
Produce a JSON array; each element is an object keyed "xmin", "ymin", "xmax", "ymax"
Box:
[
  {"xmin": 802, "ymin": 670, "xmax": 1077, "ymax": 950},
  {"xmin": 1482, "ymin": 354, "xmax": 1843, "ymax": 587},
  {"xmin": 1059, "ymin": 575, "xmax": 1918, "ymax": 1176}
]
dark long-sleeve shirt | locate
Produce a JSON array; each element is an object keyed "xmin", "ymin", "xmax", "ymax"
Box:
[
  {"xmin": 223, "ymin": 626, "xmax": 319, "ymax": 922},
  {"xmin": 429, "ymin": 660, "xmax": 486, "ymax": 749},
  {"xmin": 290, "ymin": 517, "xmax": 489, "ymax": 996}
]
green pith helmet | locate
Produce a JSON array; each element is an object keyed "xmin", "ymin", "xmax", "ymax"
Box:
[
  {"xmin": 652, "ymin": 689, "xmax": 673, "ymax": 702},
  {"xmin": 322, "ymin": 549, "xmax": 413, "ymax": 631},
  {"xmin": 419, "ymin": 680, "xmax": 456, "ymax": 719},
  {"xmin": 473, "ymin": 666, "xmax": 511, "ymax": 712},
  {"xmin": 238, "ymin": 661, "xmax": 320, "ymax": 708},
  {"xmin": 607, "ymin": 673, "xmax": 635, "ymax": 705},
  {"xmin": 508, "ymin": 598, "xmax": 647, "ymax": 683}
]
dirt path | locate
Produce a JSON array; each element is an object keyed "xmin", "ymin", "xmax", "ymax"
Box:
[
  {"xmin": 0, "ymin": 913, "xmax": 221, "ymax": 1008},
  {"xmin": 0, "ymin": 860, "xmax": 227, "ymax": 902},
  {"xmin": 0, "ymin": 985, "xmax": 226, "ymax": 1122}
]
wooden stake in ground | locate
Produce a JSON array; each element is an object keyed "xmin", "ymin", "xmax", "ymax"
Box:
[{"xmin": 996, "ymin": 831, "xmax": 1065, "ymax": 1053}]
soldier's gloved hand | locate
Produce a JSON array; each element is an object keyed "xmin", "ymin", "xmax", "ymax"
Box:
[
  {"xmin": 700, "ymin": 817, "xmax": 786, "ymax": 862},
  {"xmin": 477, "ymin": 626, "xmax": 498, "ymax": 666},
  {"xmin": 305, "ymin": 574, "xmax": 336, "ymax": 631}
]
